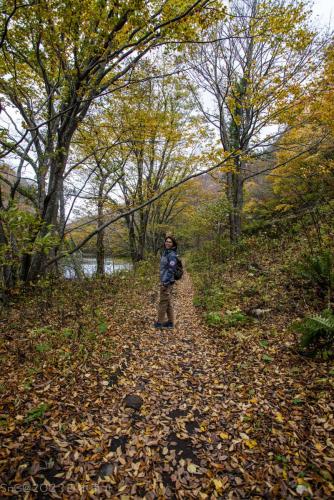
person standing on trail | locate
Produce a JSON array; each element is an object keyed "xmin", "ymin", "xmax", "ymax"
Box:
[{"xmin": 154, "ymin": 236, "xmax": 178, "ymax": 329}]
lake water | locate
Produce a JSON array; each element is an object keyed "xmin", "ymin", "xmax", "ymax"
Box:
[{"xmin": 64, "ymin": 257, "xmax": 132, "ymax": 279}]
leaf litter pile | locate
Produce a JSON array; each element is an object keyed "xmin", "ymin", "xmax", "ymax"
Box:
[{"xmin": 1, "ymin": 269, "xmax": 334, "ymax": 498}]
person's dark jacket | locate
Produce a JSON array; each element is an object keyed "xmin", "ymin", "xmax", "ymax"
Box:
[{"xmin": 160, "ymin": 248, "xmax": 177, "ymax": 285}]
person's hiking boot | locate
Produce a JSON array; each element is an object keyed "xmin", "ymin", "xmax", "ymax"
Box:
[
  {"xmin": 154, "ymin": 321, "xmax": 163, "ymax": 329},
  {"xmin": 162, "ymin": 321, "xmax": 174, "ymax": 329}
]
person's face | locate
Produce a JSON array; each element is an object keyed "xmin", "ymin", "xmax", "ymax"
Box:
[{"xmin": 165, "ymin": 238, "xmax": 174, "ymax": 249}]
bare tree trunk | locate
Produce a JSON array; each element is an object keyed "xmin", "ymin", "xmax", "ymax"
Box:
[
  {"xmin": 226, "ymin": 159, "xmax": 244, "ymax": 242},
  {"xmin": 96, "ymin": 230, "xmax": 105, "ymax": 276},
  {"xmin": 96, "ymin": 200, "xmax": 105, "ymax": 276},
  {"xmin": 137, "ymin": 208, "xmax": 150, "ymax": 261},
  {"xmin": 125, "ymin": 214, "xmax": 138, "ymax": 263},
  {"xmin": 20, "ymin": 254, "xmax": 31, "ymax": 282},
  {"xmin": 0, "ymin": 219, "xmax": 14, "ymax": 289},
  {"xmin": 27, "ymin": 147, "xmax": 68, "ymax": 280},
  {"xmin": 0, "ymin": 187, "xmax": 15, "ymax": 289},
  {"xmin": 226, "ymin": 171, "xmax": 234, "ymax": 242},
  {"xmin": 234, "ymin": 172, "xmax": 243, "ymax": 241},
  {"xmin": 59, "ymin": 175, "xmax": 66, "ymax": 237}
]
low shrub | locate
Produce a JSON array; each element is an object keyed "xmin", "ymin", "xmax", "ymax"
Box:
[
  {"xmin": 205, "ymin": 311, "xmax": 223, "ymax": 326},
  {"xmin": 294, "ymin": 250, "xmax": 333, "ymax": 300},
  {"xmin": 291, "ymin": 309, "xmax": 334, "ymax": 356},
  {"xmin": 224, "ymin": 308, "xmax": 250, "ymax": 327}
]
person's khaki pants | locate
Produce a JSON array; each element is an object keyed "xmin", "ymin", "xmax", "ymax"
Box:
[{"xmin": 158, "ymin": 283, "xmax": 174, "ymax": 323}]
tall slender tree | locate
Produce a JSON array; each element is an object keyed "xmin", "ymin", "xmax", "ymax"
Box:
[{"xmin": 188, "ymin": 0, "xmax": 322, "ymax": 241}]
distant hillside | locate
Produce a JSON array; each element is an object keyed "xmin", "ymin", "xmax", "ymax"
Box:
[
  {"xmin": 0, "ymin": 164, "xmax": 35, "ymax": 212},
  {"xmin": 197, "ymin": 173, "xmax": 222, "ymax": 194}
]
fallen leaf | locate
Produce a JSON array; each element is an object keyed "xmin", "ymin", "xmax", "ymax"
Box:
[
  {"xmin": 219, "ymin": 432, "xmax": 229, "ymax": 440},
  {"xmin": 187, "ymin": 463, "xmax": 198, "ymax": 473}
]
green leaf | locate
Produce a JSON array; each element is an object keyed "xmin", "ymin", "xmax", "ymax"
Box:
[
  {"xmin": 35, "ymin": 342, "xmax": 51, "ymax": 353},
  {"xmin": 25, "ymin": 403, "xmax": 49, "ymax": 423},
  {"xmin": 292, "ymin": 398, "xmax": 304, "ymax": 405},
  {"xmin": 62, "ymin": 328, "xmax": 75, "ymax": 339},
  {"xmin": 98, "ymin": 322, "xmax": 108, "ymax": 334}
]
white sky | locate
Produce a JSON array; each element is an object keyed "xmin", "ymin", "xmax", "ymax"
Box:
[{"xmin": 312, "ymin": 0, "xmax": 333, "ymax": 27}]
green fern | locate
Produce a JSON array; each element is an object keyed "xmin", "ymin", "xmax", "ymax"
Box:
[
  {"xmin": 292, "ymin": 309, "xmax": 334, "ymax": 348},
  {"xmin": 296, "ymin": 251, "xmax": 333, "ymax": 292}
]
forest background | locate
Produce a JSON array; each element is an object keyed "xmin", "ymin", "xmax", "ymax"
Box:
[
  {"xmin": 1, "ymin": 0, "xmax": 334, "ymax": 349},
  {"xmin": 1, "ymin": 0, "xmax": 334, "ymax": 496}
]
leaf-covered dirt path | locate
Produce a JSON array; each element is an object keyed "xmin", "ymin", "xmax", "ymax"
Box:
[
  {"xmin": 1, "ymin": 271, "xmax": 334, "ymax": 498},
  {"xmin": 98, "ymin": 272, "xmax": 235, "ymax": 498}
]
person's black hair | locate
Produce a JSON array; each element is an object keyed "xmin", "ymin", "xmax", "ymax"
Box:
[{"xmin": 164, "ymin": 235, "xmax": 177, "ymax": 249}]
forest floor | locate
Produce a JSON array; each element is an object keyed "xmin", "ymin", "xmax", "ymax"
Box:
[{"xmin": 1, "ymin": 267, "xmax": 334, "ymax": 499}]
